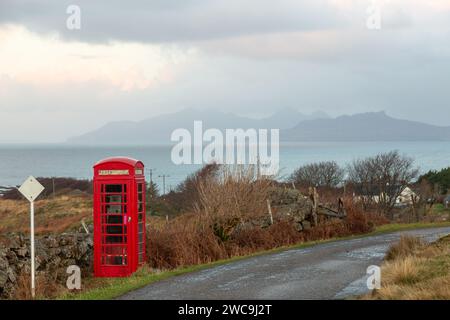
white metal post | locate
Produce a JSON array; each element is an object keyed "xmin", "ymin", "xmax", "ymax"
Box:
[
  {"xmin": 18, "ymin": 176, "xmax": 43, "ymax": 299},
  {"xmin": 30, "ymin": 201, "xmax": 35, "ymax": 299}
]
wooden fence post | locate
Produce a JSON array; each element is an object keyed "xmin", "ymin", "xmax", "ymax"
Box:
[
  {"xmin": 309, "ymin": 187, "xmax": 319, "ymax": 226},
  {"xmin": 267, "ymin": 199, "xmax": 273, "ymax": 226}
]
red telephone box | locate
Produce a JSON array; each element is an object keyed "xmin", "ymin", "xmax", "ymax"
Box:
[{"xmin": 93, "ymin": 157, "xmax": 146, "ymax": 277}]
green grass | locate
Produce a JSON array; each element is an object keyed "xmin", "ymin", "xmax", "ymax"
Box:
[
  {"xmin": 372, "ymin": 221, "xmax": 450, "ymax": 235},
  {"xmin": 62, "ymin": 221, "xmax": 450, "ymax": 300},
  {"xmin": 432, "ymin": 204, "xmax": 450, "ymax": 215}
]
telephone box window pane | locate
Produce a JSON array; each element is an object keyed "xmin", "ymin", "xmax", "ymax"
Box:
[
  {"xmin": 106, "ymin": 215, "xmax": 122, "ymax": 224},
  {"xmin": 138, "ymin": 184, "xmax": 143, "ymax": 193},
  {"xmin": 138, "ymin": 193, "xmax": 143, "ymax": 202},
  {"xmin": 138, "ymin": 233, "xmax": 143, "ymax": 243},
  {"xmin": 106, "ymin": 204, "xmax": 121, "ymax": 214},
  {"xmin": 138, "ymin": 204, "xmax": 143, "ymax": 212},
  {"xmin": 105, "ymin": 235, "xmax": 123, "ymax": 244},
  {"xmin": 106, "ymin": 195, "xmax": 122, "ymax": 203},
  {"xmin": 106, "ymin": 225, "xmax": 123, "ymax": 235},
  {"xmin": 103, "ymin": 246, "xmax": 124, "ymax": 255},
  {"xmin": 104, "ymin": 256, "xmax": 126, "ymax": 266},
  {"xmin": 138, "ymin": 223, "xmax": 143, "ymax": 233},
  {"xmin": 101, "ymin": 256, "xmax": 116, "ymax": 265},
  {"xmin": 105, "ymin": 184, "xmax": 122, "ymax": 193}
]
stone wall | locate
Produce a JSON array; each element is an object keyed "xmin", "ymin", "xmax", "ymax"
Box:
[
  {"xmin": 0, "ymin": 233, "xmax": 93, "ymax": 299},
  {"xmin": 269, "ymin": 187, "xmax": 314, "ymax": 231}
]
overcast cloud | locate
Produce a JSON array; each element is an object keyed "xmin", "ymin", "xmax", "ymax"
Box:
[{"xmin": 0, "ymin": 0, "xmax": 450, "ymax": 142}]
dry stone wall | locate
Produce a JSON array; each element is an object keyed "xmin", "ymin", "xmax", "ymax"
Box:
[{"xmin": 0, "ymin": 233, "xmax": 93, "ymax": 298}]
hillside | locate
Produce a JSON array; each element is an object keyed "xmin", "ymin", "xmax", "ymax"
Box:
[
  {"xmin": 67, "ymin": 110, "xmax": 450, "ymax": 144},
  {"xmin": 282, "ymin": 111, "xmax": 450, "ymax": 141},
  {"xmin": 66, "ymin": 108, "xmax": 328, "ymax": 145}
]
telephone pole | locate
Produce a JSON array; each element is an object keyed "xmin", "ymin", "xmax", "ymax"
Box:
[
  {"xmin": 158, "ymin": 174, "xmax": 170, "ymax": 195},
  {"xmin": 148, "ymin": 168, "xmax": 156, "ymax": 187}
]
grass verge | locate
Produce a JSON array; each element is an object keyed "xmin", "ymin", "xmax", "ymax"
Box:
[
  {"xmin": 62, "ymin": 221, "xmax": 450, "ymax": 300},
  {"xmin": 361, "ymin": 233, "xmax": 450, "ymax": 299}
]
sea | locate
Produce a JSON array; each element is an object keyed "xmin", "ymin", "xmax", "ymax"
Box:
[{"xmin": 0, "ymin": 141, "xmax": 449, "ymax": 190}]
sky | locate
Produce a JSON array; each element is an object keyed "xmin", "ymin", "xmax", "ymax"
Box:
[{"xmin": 0, "ymin": 0, "xmax": 450, "ymax": 142}]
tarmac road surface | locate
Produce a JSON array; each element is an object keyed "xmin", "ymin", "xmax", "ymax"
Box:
[{"xmin": 119, "ymin": 227, "xmax": 450, "ymax": 300}]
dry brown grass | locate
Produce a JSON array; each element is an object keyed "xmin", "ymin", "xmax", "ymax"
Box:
[
  {"xmin": 385, "ymin": 235, "xmax": 425, "ymax": 261},
  {"xmin": 11, "ymin": 272, "xmax": 66, "ymax": 300},
  {"xmin": 362, "ymin": 235, "xmax": 450, "ymax": 300},
  {"xmin": 382, "ymin": 256, "xmax": 424, "ymax": 285},
  {"xmin": 0, "ymin": 194, "xmax": 92, "ymax": 237}
]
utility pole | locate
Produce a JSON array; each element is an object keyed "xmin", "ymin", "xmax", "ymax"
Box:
[
  {"xmin": 158, "ymin": 174, "xmax": 170, "ymax": 195},
  {"xmin": 148, "ymin": 168, "xmax": 156, "ymax": 188},
  {"xmin": 256, "ymin": 155, "xmax": 261, "ymax": 180}
]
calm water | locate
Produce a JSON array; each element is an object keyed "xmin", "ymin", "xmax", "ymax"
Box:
[{"xmin": 0, "ymin": 142, "xmax": 449, "ymax": 189}]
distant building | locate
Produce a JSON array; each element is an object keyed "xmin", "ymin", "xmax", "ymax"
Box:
[
  {"xmin": 353, "ymin": 185, "xmax": 419, "ymax": 207},
  {"xmin": 395, "ymin": 187, "xmax": 419, "ymax": 206},
  {"xmin": 444, "ymin": 195, "xmax": 450, "ymax": 209}
]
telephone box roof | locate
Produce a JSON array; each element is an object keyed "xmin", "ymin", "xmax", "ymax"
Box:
[{"xmin": 93, "ymin": 156, "xmax": 143, "ymax": 168}]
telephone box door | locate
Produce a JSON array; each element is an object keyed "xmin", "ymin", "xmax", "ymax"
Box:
[{"xmin": 96, "ymin": 180, "xmax": 132, "ymax": 276}]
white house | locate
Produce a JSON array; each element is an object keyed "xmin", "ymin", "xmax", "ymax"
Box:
[
  {"xmin": 354, "ymin": 186, "xmax": 419, "ymax": 206},
  {"xmin": 394, "ymin": 186, "xmax": 419, "ymax": 206},
  {"xmin": 444, "ymin": 195, "xmax": 450, "ymax": 209}
]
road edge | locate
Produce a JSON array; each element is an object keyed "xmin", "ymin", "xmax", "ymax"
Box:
[{"xmin": 61, "ymin": 221, "xmax": 450, "ymax": 300}]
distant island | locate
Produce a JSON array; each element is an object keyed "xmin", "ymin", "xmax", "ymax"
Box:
[{"xmin": 67, "ymin": 109, "xmax": 450, "ymax": 145}]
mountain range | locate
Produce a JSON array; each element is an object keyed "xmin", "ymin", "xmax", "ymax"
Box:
[{"xmin": 67, "ymin": 109, "xmax": 450, "ymax": 144}]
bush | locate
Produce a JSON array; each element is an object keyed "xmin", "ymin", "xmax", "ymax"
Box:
[
  {"xmin": 162, "ymin": 163, "xmax": 220, "ymax": 214},
  {"xmin": 289, "ymin": 161, "xmax": 345, "ymax": 188},
  {"xmin": 195, "ymin": 165, "xmax": 273, "ymax": 240},
  {"xmin": 147, "ymin": 214, "xmax": 228, "ymax": 269}
]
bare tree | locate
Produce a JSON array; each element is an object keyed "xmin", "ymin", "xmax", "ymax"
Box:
[
  {"xmin": 348, "ymin": 151, "xmax": 419, "ymax": 217},
  {"xmin": 289, "ymin": 161, "xmax": 345, "ymax": 188},
  {"xmin": 164, "ymin": 163, "xmax": 220, "ymax": 212}
]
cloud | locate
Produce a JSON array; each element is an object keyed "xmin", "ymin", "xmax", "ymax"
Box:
[
  {"xmin": 0, "ymin": 0, "xmax": 348, "ymax": 44},
  {"xmin": 0, "ymin": 1, "xmax": 449, "ymax": 45},
  {"xmin": 0, "ymin": 25, "xmax": 197, "ymax": 91},
  {"xmin": 1, "ymin": 0, "xmax": 450, "ymax": 143}
]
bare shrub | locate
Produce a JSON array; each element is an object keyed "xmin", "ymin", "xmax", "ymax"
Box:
[
  {"xmin": 289, "ymin": 161, "xmax": 345, "ymax": 188},
  {"xmin": 195, "ymin": 165, "xmax": 273, "ymax": 240},
  {"xmin": 347, "ymin": 150, "xmax": 419, "ymax": 216},
  {"xmin": 162, "ymin": 163, "xmax": 220, "ymax": 214}
]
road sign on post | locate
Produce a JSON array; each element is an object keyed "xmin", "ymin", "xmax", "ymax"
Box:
[{"xmin": 18, "ymin": 176, "xmax": 44, "ymax": 299}]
